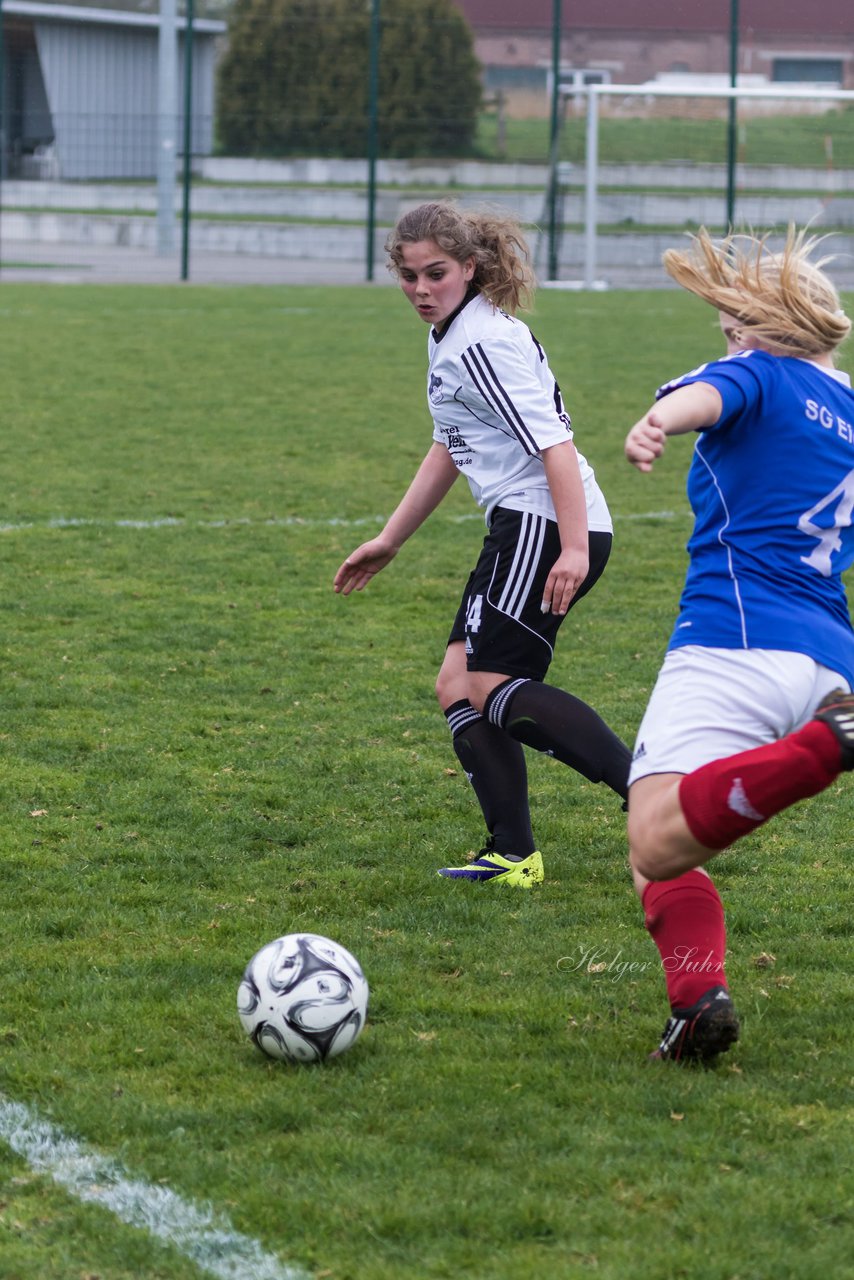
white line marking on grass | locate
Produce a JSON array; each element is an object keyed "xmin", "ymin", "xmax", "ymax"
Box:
[
  {"xmin": 0, "ymin": 510, "xmax": 689, "ymax": 535},
  {"xmin": 0, "ymin": 1095, "xmax": 308, "ymax": 1280}
]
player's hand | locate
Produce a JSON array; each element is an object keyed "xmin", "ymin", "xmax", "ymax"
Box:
[
  {"xmin": 540, "ymin": 547, "xmax": 589, "ymax": 616},
  {"xmin": 333, "ymin": 539, "xmax": 399, "ymax": 594},
  {"xmin": 625, "ymin": 411, "xmax": 667, "ymax": 472}
]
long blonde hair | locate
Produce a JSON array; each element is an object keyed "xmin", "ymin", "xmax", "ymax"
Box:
[
  {"xmin": 663, "ymin": 226, "xmax": 851, "ymax": 358},
  {"xmin": 386, "ymin": 201, "xmax": 536, "ymax": 314}
]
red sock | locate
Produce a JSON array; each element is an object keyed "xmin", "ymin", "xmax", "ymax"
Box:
[
  {"xmin": 642, "ymin": 870, "xmax": 728, "ymax": 1009},
  {"xmin": 679, "ymin": 721, "xmax": 842, "ymax": 850}
]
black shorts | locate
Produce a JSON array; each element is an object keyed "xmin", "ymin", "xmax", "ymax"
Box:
[{"xmin": 447, "ymin": 507, "xmax": 612, "ymax": 681}]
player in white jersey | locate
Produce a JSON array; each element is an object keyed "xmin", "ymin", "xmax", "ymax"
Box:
[
  {"xmin": 624, "ymin": 227, "xmax": 854, "ymax": 1063},
  {"xmin": 334, "ymin": 201, "xmax": 630, "ymax": 885}
]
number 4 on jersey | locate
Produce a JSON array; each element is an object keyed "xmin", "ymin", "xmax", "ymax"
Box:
[
  {"xmin": 798, "ymin": 467, "xmax": 854, "ymax": 577},
  {"xmin": 465, "ymin": 594, "xmax": 484, "ymax": 633}
]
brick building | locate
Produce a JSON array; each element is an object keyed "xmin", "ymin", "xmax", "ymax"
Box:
[{"xmin": 453, "ymin": 0, "xmax": 854, "ymax": 114}]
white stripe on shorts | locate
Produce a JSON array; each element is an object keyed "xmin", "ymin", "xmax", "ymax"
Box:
[{"xmin": 495, "ymin": 511, "xmax": 546, "ymax": 618}]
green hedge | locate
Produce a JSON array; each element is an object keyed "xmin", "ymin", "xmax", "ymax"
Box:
[{"xmin": 216, "ymin": 0, "xmax": 482, "ymax": 159}]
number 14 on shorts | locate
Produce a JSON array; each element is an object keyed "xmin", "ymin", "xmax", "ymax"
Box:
[{"xmin": 466, "ymin": 594, "xmax": 484, "ymax": 634}]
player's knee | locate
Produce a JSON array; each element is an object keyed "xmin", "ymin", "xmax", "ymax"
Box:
[
  {"xmin": 435, "ymin": 667, "xmax": 462, "ymax": 708},
  {"xmin": 628, "ymin": 857, "xmax": 650, "ymax": 898},
  {"xmin": 629, "ymin": 846, "xmax": 663, "ymax": 883},
  {"xmin": 627, "ymin": 795, "xmax": 660, "ymax": 868}
]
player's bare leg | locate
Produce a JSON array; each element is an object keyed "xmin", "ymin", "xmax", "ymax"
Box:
[{"xmin": 627, "ymin": 773, "xmax": 714, "ymax": 880}]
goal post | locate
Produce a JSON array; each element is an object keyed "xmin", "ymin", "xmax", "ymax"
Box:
[{"xmin": 544, "ymin": 82, "xmax": 854, "ymax": 290}]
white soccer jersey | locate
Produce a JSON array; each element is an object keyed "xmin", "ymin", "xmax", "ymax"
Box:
[{"xmin": 426, "ymin": 292, "xmax": 612, "ymax": 531}]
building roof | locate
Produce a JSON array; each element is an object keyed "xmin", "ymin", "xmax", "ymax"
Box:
[
  {"xmin": 3, "ymin": 0, "xmax": 226, "ymax": 28},
  {"xmin": 453, "ymin": 0, "xmax": 854, "ymax": 37}
]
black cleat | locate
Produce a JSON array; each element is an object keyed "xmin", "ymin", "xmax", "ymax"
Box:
[
  {"xmin": 813, "ymin": 689, "xmax": 854, "ymax": 771},
  {"xmin": 649, "ymin": 985, "xmax": 740, "ymax": 1065}
]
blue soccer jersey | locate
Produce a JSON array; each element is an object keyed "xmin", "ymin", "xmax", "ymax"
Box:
[{"xmin": 656, "ymin": 349, "xmax": 854, "ymax": 685}]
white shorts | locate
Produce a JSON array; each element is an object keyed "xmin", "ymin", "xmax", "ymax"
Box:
[{"xmin": 629, "ymin": 646, "xmax": 851, "ymax": 786}]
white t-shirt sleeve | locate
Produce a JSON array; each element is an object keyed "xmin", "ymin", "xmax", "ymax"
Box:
[{"xmin": 458, "ymin": 336, "xmax": 573, "ymax": 455}]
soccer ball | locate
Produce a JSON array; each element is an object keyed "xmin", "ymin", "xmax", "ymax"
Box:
[{"xmin": 237, "ymin": 933, "xmax": 369, "ymax": 1064}]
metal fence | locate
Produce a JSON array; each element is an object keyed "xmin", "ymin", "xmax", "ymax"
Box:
[{"xmin": 3, "ymin": 17, "xmax": 854, "ymax": 288}]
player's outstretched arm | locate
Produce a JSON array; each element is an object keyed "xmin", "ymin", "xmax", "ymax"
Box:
[
  {"xmin": 625, "ymin": 382, "xmax": 723, "ymax": 472},
  {"xmin": 334, "ymin": 443, "xmax": 459, "ymax": 595}
]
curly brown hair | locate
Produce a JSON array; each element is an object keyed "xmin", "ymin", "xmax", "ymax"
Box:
[
  {"xmin": 385, "ymin": 201, "xmax": 537, "ymax": 314},
  {"xmin": 663, "ymin": 226, "xmax": 851, "ymax": 358}
]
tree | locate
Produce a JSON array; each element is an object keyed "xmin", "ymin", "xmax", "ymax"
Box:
[{"xmin": 216, "ymin": 0, "xmax": 482, "ymax": 158}]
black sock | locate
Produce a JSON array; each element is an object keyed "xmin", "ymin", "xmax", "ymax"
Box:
[
  {"xmin": 484, "ymin": 678, "xmax": 631, "ymax": 801},
  {"xmin": 444, "ymin": 700, "xmax": 535, "ymax": 856}
]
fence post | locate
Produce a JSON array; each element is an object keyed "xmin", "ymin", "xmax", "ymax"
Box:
[
  {"xmin": 583, "ymin": 86, "xmax": 599, "ymax": 290},
  {"xmin": 366, "ymin": 0, "xmax": 380, "ymax": 282},
  {"xmin": 546, "ymin": 0, "xmax": 562, "ymax": 280},
  {"xmin": 0, "ymin": 0, "xmax": 4, "ymax": 181},
  {"xmin": 157, "ymin": 0, "xmax": 178, "ymax": 256},
  {"xmin": 180, "ymin": 0, "xmax": 194, "ymax": 281},
  {"xmin": 726, "ymin": 0, "xmax": 739, "ymax": 230},
  {"xmin": 0, "ymin": 0, "xmax": 4, "ymax": 276}
]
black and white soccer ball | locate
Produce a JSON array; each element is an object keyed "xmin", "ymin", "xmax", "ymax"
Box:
[{"xmin": 237, "ymin": 933, "xmax": 369, "ymax": 1064}]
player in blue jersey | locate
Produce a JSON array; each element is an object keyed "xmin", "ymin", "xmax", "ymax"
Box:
[
  {"xmin": 624, "ymin": 227, "xmax": 854, "ymax": 1063},
  {"xmin": 334, "ymin": 201, "xmax": 631, "ymax": 885}
]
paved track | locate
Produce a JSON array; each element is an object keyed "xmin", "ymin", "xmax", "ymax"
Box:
[
  {"xmin": 0, "ymin": 240, "xmax": 680, "ymax": 288},
  {"xmin": 0, "ymin": 242, "xmax": 392, "ymax": 285}
]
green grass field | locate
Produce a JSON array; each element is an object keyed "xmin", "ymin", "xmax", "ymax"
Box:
[
  {"xmin": 0, "ymin": 283, "xmax": 852, "ymax": 1280},
  {"xmin": 477, "ymin": 104, "xmax": 854, "ymax": 168}
]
